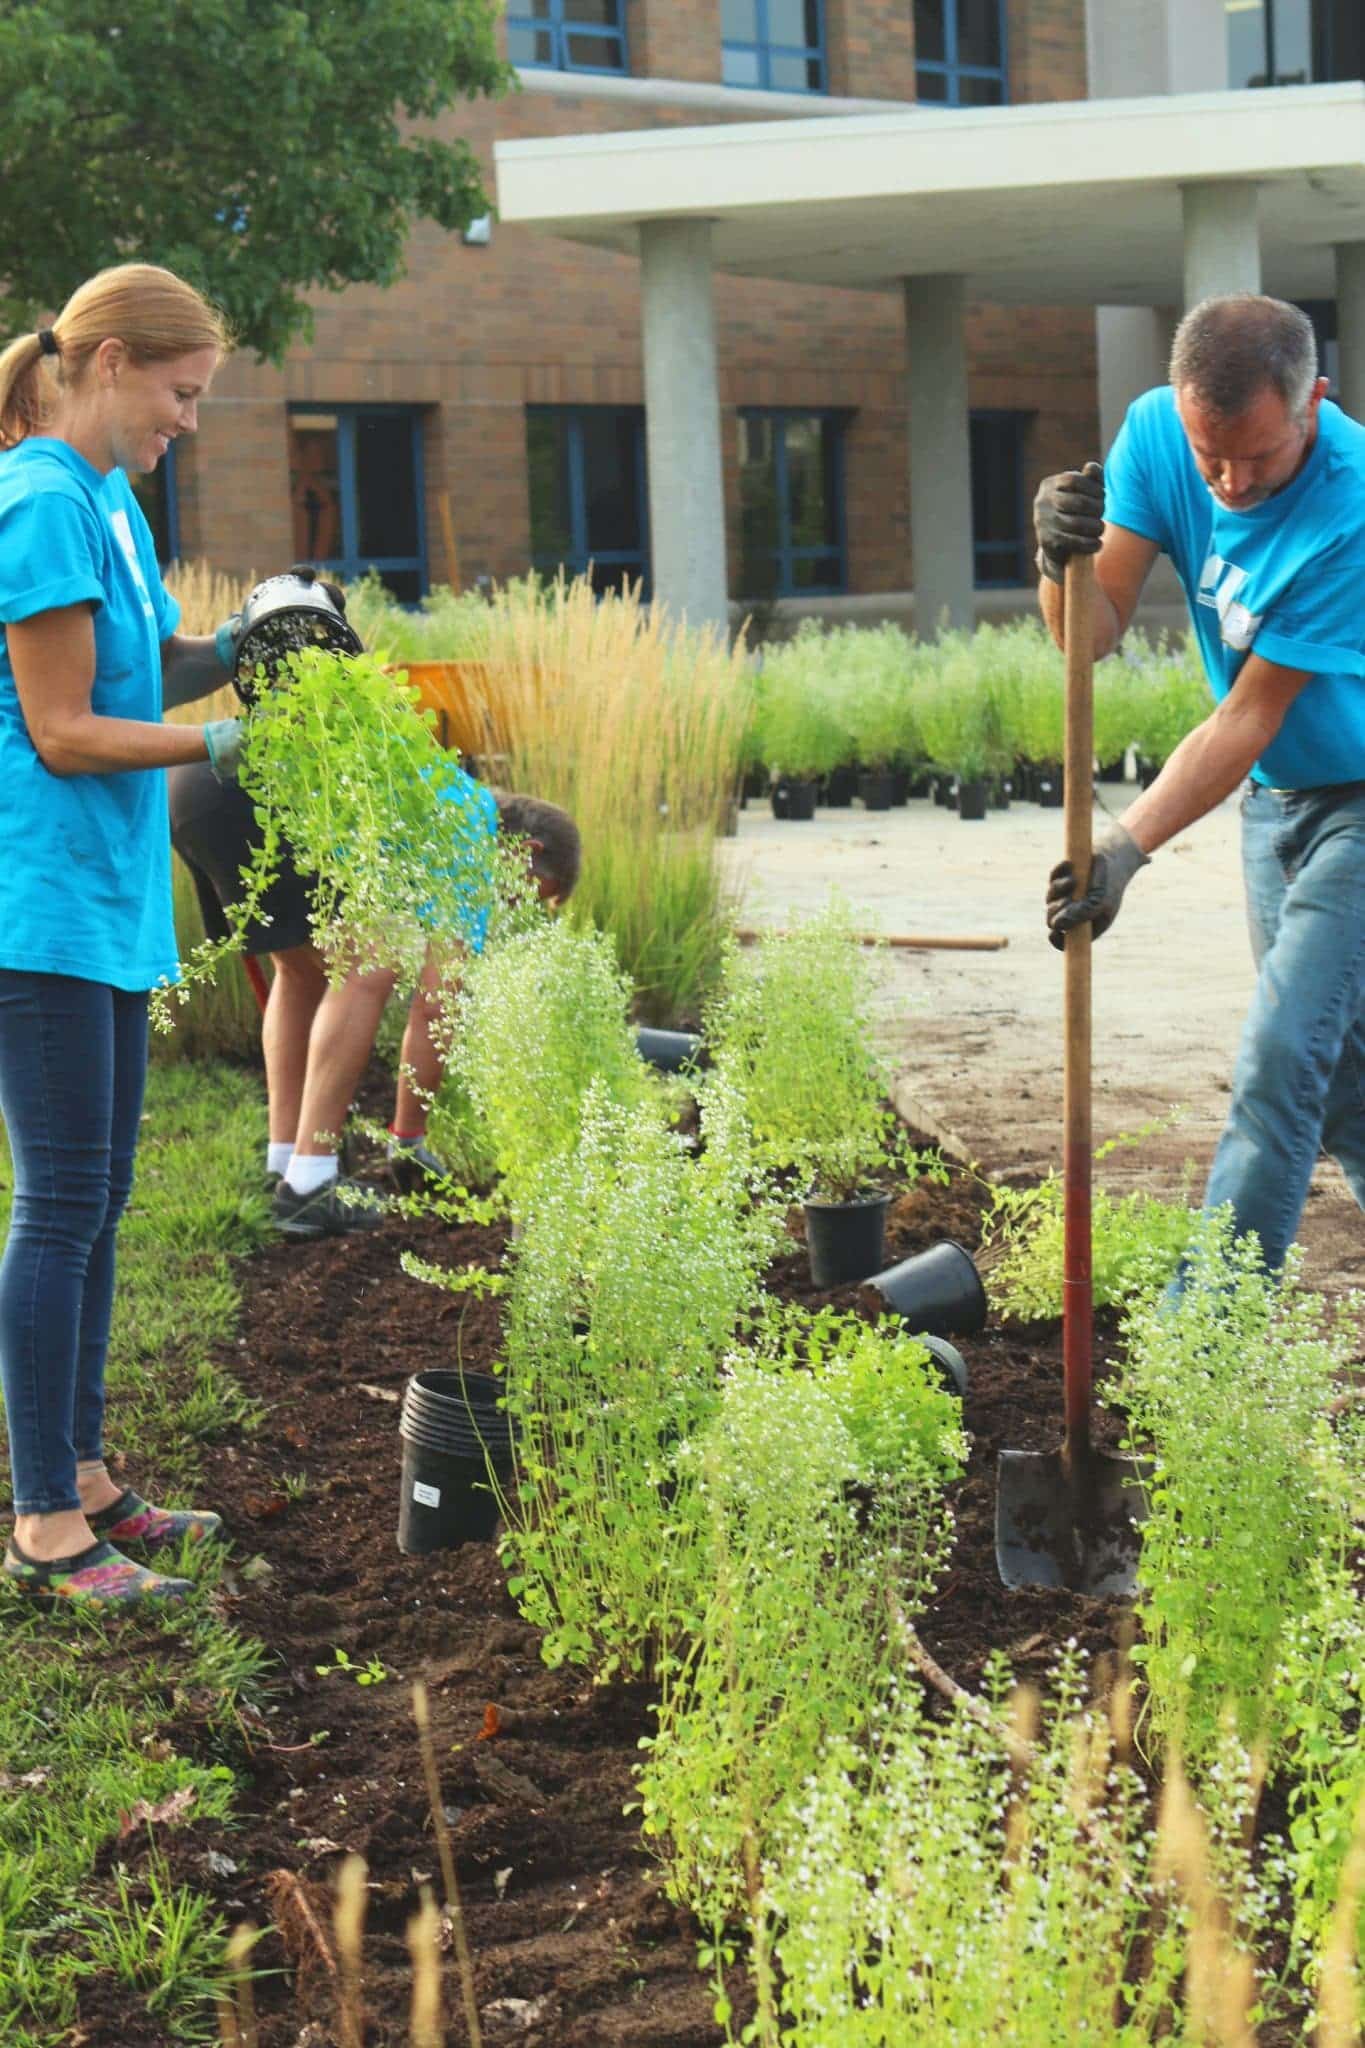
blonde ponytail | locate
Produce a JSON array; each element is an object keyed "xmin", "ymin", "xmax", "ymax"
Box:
[{"xmin": 0, "ymin": 263, "xmax": 230, "ymax": 451}]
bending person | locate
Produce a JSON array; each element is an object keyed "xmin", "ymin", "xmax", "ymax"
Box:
[
  {"xmin": 0, "ymin": 265, "xmax": 246, "ymax": 1608},
  {"xmin": 169, "ymin": 761, "xmax": 580, "ymax": 1238}
]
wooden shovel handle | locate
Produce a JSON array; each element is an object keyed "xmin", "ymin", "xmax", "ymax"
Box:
[{"xmin": 1062, "ymin": 553, "xmax": 1095, "ymax": 1452}]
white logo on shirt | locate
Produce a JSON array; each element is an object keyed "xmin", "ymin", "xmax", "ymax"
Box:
[
  {"xmin": 109, "ymin": 507, "xmax": 155, "ymax": 619},
  {"xmin": 1196, "ymin": 552, "xmax": 1262, "ymax": 652}
]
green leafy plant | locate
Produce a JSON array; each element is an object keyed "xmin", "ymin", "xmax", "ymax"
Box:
[
  {"xmin": 1117, "ymin": 1210, "xmax": 1362, "ymax": 1767},
  {"xmin": 981, "ymin": 1126, "xmax": 1195, "ymax": 1321},
  {"xmin": 499, "ymin": 1080, "xmax": 783, "ymax": 1679},
  {"xmin": 452, "ymin": 918, "xmax": 656, "ymax": 1220},
  {"xmin": 314, "ymin": 1647, "xmax": 391, "ymax": 1686},
  {"xmin": 912, "ymin": 632, "xmax": 995, "ymax": 782},
  {"xmin": 705, "ymin": 906, "xmax": 939, "ymax": 1203},
  {"xmin": 1128, "ymin": 634, "xmax": 1212, "ymax": 768},
  {"xmin": 750, "ymin": 629, "xmax": 847, "ymax": 781}
]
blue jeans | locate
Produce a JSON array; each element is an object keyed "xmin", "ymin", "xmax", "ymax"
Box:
[
  {"xmin": 1202, "ymin": 782, "xmax": 1365, "ymax": 1271},
  {"xmin": 0, "ymin": 972, "xmax": 148, "ymax": 1515}
]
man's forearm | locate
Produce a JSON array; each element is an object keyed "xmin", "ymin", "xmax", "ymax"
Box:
[
  {"xmin": 1120, "ymin": 705, "xmax": 1270, "ymax": 854},
  {"xmin": 1038, "ymin": 570, "xmax": 1123, "ymax": 661}
]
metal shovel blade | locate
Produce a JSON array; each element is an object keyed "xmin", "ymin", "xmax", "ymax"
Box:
[{"xmin": 995, "ymin": 1446, "xmax": 1150, "ymax": 1596}]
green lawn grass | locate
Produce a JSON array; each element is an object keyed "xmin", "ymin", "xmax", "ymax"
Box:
[{"xmin": 0, "ymin": 1060, "xmax": 273, "ymax": 2046}]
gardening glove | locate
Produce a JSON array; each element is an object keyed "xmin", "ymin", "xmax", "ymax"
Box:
[
  {"xmin": 1046, "ymin": 819, "xmax": 1148, "ymax": 951},
  {"xmin": 203, "ymin": 717, "xmax": 245, "ymax": 785},
  {"xmin": 1034, "ymin": 461, "xmax": 1104, "ymax": 585},
  {"xmin": 213, "ymin": 612, "xmax": 243, "ymax": 675}
]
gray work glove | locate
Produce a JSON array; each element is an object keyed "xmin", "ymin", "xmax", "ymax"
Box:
[
  {"xmin": 1034, "ymin": 460, "xmax": 1104, "ymax": 585},
  {"xmin": 203, "ymin": 717, "xmax": 245, "ymax": 784},
  {"xmin": 1046, "ymin": 819, "xmax": 1149, "ymax": 951}
]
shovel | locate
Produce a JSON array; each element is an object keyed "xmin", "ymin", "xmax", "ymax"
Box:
[{"xmin": 995, "ymin": 552, "xmax": 1149, "ymax": 1596}]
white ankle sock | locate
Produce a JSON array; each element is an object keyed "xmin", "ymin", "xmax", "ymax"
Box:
[
  {"xmin": 267, "ymin": 1142, "xmax": 294, "ymax": 1177},
  {"xmin": 285, "ymin": 1154, "xmax": 339, "ymax": 1197}
]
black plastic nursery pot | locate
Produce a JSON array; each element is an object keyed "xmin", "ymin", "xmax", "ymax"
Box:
[
  {"xmin": 1097, "ymin": 756, "xmax": 1128, "ymax": 784},
  {"xmin": 771, "ymin": 778, "xmax": 818, "ymax": 821},
  {"xmin": 1035, "ymin": 761, "xmax": 1065, "ymax": 808},
  {"xmin": 866, "ymin": 1239, "xmax": 988, "ymax": 1338},
  {"xmin": 989, "ymin": 776, "xmax": 1011, "ymax": 811},
  {"xmin": 1137, "ymin": 756, "xmax": 1161, "ymax": 789},
  {"xmin": 932, "ymin": 775, "xmax": 950, "ymax": 807},
  {"xmin": 858, "ymin": 768, "xmax": 896, "ymax": 811},
  {"xmin": 397, "ymin": 1370, "xmax": 514, "ymax": 1555},
  {"xmin": 956, "ymin": 778, "xmax": 988, "ymax": 821},
  {"xmin": 919, "ymin": 1334, "xmax": 968, "ymax": 1398},
  {"xmin": 822, "ymin": 765, "xmax": 859, "ymax": 807},
  {"xmin": 803, "ymin": 1190, "xmax": 892, "ymax": 1290},
  {"xmin": 890, "ymin": 766, "xmax": 912, "ymax": 806},
  {"xmin": 741, "ymin": 767, "xmax": 769, "ymax": 804},
  {"xmin": 635, "ymin": 1026, "xmax": 704, "ymax": 1074}
]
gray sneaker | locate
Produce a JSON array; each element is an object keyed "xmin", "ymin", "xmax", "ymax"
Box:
[
  {"xmin": 386, "ymin": 1138, "xmax": 451, "ymax": 1194},
  {"xmin": 272, "ymin": 1177, "xmax": 387, "ymax": 1240}
]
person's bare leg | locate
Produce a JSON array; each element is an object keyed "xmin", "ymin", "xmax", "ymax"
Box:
[
  {"xmin": 262, "ymin": 945, "xmax": 328, "ymax": 1146},
  {"xmin": 292, "ymin": 965, "xmax": 398, "ymax": 1160},
  {"xmin": 14, "ymin": 1505, "xmax": 98, "ymax": 1560},
  {"xmin": 392, "ymin": 947, "xmax": 462, "ymax": 1136}
]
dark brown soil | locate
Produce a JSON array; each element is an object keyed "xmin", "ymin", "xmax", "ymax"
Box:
[{"xmin": 80, "ymin": 1114, "xmax": 1137, "ymax": 2048}]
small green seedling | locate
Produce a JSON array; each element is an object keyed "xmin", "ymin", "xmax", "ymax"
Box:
[{"xmin": 314, "ymin": 1647, "xmax": 391, "ymax": 1687}]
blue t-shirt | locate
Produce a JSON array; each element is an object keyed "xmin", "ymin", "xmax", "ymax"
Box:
[
  {"xmin": 0, "ymin": 438, "xmax": 181, "ymax": 989},
  {"xmin": 1105, "ymin": 388, "xmax": 1365, "ymax": 789},
  {"xmin": 425, "ymin": 765, "xmax": 498, "ymax": 953}
]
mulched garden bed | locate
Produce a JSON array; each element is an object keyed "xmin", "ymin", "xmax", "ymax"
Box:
[{"xmin": 88, "ymin": 1120, "xmax": 1138, "ymax": 2048}]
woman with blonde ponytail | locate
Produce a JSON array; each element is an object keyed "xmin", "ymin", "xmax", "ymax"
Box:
[{"xmin": 0, "ymin": 263, "xmax": 244, "ymax": 1609}]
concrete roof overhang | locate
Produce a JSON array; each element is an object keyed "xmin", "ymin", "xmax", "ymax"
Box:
[{"xmin": 494, "ymin": 81, "xmax": 1365, "ymax": 305}]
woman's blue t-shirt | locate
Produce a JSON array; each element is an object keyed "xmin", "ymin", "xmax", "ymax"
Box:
[
  {"xmin": 1105, "ymin": 389, "xmax": 1365, "ymax": 789},
  {"xmin": 0, "ymin": 437, "xmax": 181, "ymax": 990}
]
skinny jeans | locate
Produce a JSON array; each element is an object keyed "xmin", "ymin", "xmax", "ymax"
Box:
[
  {"xmin": 0, "ymin": 970, "xmax": 148, "ymax": 1515},
  {"xmin": 1201, "ymin": 782, "xmax": 1365, "ymax": 1270}
]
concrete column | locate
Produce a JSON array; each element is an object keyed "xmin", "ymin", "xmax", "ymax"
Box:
[
  {"xmin": 1097, "ymin": 306, "xmax": 1179, "ymax": 452},
  {"xmin": 639, "ymin": 217, "xmax": 728, "ymax": 636},
  {"xmin": 904, "ymin": 275, "xmax": 973, "ymax": 636},
  {"xmin": 1334, "ymin": 242, "xmax": 1365, "ymax": 423},
  {"xmin": 1181, "ymin": 182, "xmax": 1261, "ymax": 310}
]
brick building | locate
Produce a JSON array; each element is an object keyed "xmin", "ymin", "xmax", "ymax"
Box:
[{"xmin": 152, "ymin": 0, "xmax": 1364, "ymax": 629}]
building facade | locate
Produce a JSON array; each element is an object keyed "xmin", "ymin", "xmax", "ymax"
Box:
[{"xmin": 152, "ymin": 0, "xmax": 1362, "ymax": 624}]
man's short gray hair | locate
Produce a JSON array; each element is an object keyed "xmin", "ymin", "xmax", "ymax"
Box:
[{"xmin": 1169, "ymin": 295, "xmax": 1319, "ymax": 420}]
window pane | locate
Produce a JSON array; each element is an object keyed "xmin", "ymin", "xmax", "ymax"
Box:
[
  {"xmin": 970, "ymin": 413, "xmax": 1026, "ymax": 585},
  {"xmin": 565, "ymin": 28, "xmax": 624, "ymax": 65},
  {"xmin": 579, "ymin": 411, "xmax": 643, "ymax": 556},
  {"xmin": 957, "ymin": 0, "xmax": 1002, "ymax": 69},
  {"xmin": 768, "ymin": 0, "xmax": 817, "ymax": 45},
  {"xmin": 958, "ymin": 70, "xmax": 1005, "ymax": 102},
  {"xmin": 722, "ymin": 0, "xmax": 760, "ymax": 38},
  {"xmin": 507, "ymin": 22, "xmax": 555, "ymax": 64},
  {"xmin": 289, "ymin": 416, "xmax": 343, "ymax": 564},
  {"xmin": 723, "ymin": 43, "xmax": 762, "ymax": 84},
  {"xmin": 590, "ymin": 561, "xmax": 640, "ymax": 597},
  {"xmin": 1324, "ymin": 0, "xmax": 1365, "ymax": 81},
  {"xmin": 916, "ymin": 65, "xmax": 949, "ymax": 99},
  {"xmin": 1227, "ymin": 0, "xmax": 1269, "ymax": 86},
  {"xmin": 739, "ymin": 420, "xmax": 780, "ymax": 589},
  {"xmin": 1273, "ymin": 0, "xmax": 1312, "ymax": 81},
  {"xmin": 378, "ymin": 569, "xmax": 423, "ymax": 605},
  {"xmin": 784, "ymin": 417, "xmax": 838, "ymax": 551},
  {"xmin": 770, "ymin": 51, "xmax": 823, "ymax": 88},
  {"xmin": 354, "ymin": 415, "xmax": 420, "ymax": 562},
  {"xmin": 564, "ymin": 0, "xmax": 618, "ymax": 21},
  {"xmin": 789, "ymin": 553, "xmax": 843, "ymax": 590},
  {"xmin": 915, "ymin": 0, "xmax": 947, "ymax": 65},
  {"xmin": 527, "ymin": 412, "xmax": 574, "ymax": 561}
]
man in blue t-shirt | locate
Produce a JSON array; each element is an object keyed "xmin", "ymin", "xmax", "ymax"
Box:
[{"xmin": 1034, "ymin": 293, "xmax": 1365, "ymax": 1272}]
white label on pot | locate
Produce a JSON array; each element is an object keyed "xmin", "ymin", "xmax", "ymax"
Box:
[{"xmin": 412, "ymin": 1481, "xmax": 442, "ymax": 1508}]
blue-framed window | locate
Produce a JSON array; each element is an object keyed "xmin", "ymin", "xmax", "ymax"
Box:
[
  {"xmin": 526, "ymin": 406, "xmax": 650, "ymax": 596},
  {"xmin": 723, "ymin": 0, "xmax": 826, "ymax": 92},
  {"xmin": 130, "ymin": 439, "xmax": 180, "ymax": 566},
  {"xmin": 287, "ymin": 407, "xmax": 427, "ymax": 604},
  {"xmin": 738, "ymin": 410, "xmax": 848, "ymax": 597},
  {"xmin": 970, "ymin": 409, "xmax": 1030, "ymax": 587},
  {"xmin": 1227, "ymin": 1, "xmax": 1362, "ymax": 88},
  {"xmin": 915, "ymin": 0, "xmax": 1008, "ymax": 105},
  {"xmin": 507, "ymin": 0, "xmax": 627, "ymax": 74}
]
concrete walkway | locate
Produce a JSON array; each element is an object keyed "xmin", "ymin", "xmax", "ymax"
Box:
[{"xmin": 717, "ymin": 784, "xmax": 1364, "ymax": 1296}]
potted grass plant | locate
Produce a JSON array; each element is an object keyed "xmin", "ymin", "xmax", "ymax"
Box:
[
  {"xmin": 753, "ymin": 629, "xmax": 846, "ymax": 819},
  {"xmin": 705, "ymin": 906, "xmax": 919, "ymax": 1286},
  {"xmin": 1129, "ymin": 633, "xmax": 1211, "ymax": 786},
  {"xmin": 912, "ymin": 635, "xmax": 995, "ymax": 821},
  {"xmin": 843, "ymin": 628, "xmax": 917, "ymax": 811}
]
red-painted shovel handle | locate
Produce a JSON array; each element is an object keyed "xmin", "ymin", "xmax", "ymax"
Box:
[{"xmin": 1062, "ymin": 553, "xmax": 1095, "ymax": 1454}]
